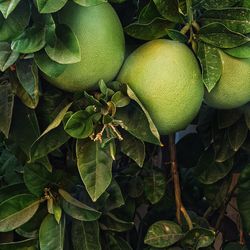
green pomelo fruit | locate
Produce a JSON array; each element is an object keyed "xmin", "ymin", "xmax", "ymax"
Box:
[
  {"xmin": 41, "ymin": 2, "xmax": 125, "ymax": 92},
  {"xmin": 204, "ymin": 50, "xmax": 250, "ymax": 109},
  {"xmin": 117, "ymin": 39, "xmax": 204, "ymax": 135}
]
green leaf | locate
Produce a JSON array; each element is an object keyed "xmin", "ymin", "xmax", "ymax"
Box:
[
  {"xmin": 128, "ymin": 176, "xmax": 144, "ymax": 198},
  {"xmin": 153, "ymin": 0, "xmax": 183, "ymax": 23},
  {"xmin": 24, "ymin": 162, "xmax": 51, "ymax": 197},
  {"xmin": 30, "ymin": 102, "xmax": 72, "ymax": 161},
  {"xmin": 0, "ymin": 183, "xmax": 29, "ymax": 204},
  {"xmin": 34, "ymin": 49, "xmax": 66, "ymax": 78},
  {"xmin": 194, "ymin": 148, "xmax": 234, "ymax": 184},
  {"xmin": 166, "ymin": 29, "xmax": 188, "ymax": 43},
  {"xmin": 106, "ymin": 234, "xmax": 133, "ymax": 250},
  {"xmin": 243, "ymin": 0, "xmax": 250, "ymax": 8},
  {"xmin": 228, "ymin": 118, "xmax": 248, "ymax": 151},
  {"xmin": 201, "ymin": 7, "xmax": 250, "ymax": 34},
  {"xmin": 199, "ymin": 0, "xmax": 240, "ymax": 10},
  {"xmin": 111, "ymin": 91, "xmax": 130, "ymax": 108},
  {"xmin": 199, "ymin": 22, "xmax": 250, "ymax": 48},
  {"xmin": 125, "ymin": 17, "xmax": 173, "ymax": 40},
  {"xmin": 0, "ymin": 0, "xmax": 30, "ymax": 41},
  {"xmin": 217, "ymin": 108, "xmax": 242, "ymax": 129},
  {"xmin": 39, "ymin": 214, "xmax": 65, "ymax": 250},
  {"xmin": 0, "ymin": 81, "xmax": 14, "ymax": 138},
  {"xmin": 100, "ymin": 213, "xmax": 134, "ymax": 232},
  {"xmin": 0, "ymin": 0, "xmax": 21, "ymax": 18},
  {"xmin": 36, "ymin": 0, "xmax": 67, "ymax": 13},
  {"xmin": 16, "ymin": 59, "xmax": 39, "ymax": 101},
  {"xmin": 59, "ymin": 189, "xmax": 101, "ymax": 221},
  {"xmin": 64, "ymin": 110, "xmax": 94, "ymax": 139},
  {"xmin": 144, "ymin": 169, "xmax": 166, "ymax": 204},
  {"xmin": 197, "ymin": 42, "xmax": 222, "ymax": 92},
  {"xmin": 224, "ymin": 242, "xmax": 248, "ymax": 250},
  {"xmin": 0, "ymin": 238, "xmax": 37, "ymax": 250},
  {"xmin": 244, "ymin": 104, "xmax": 250, "ymax": 129},
  {"xmin": 120, "ymin": 131, "xmax": 145, "ymax": 167},
  {"xmin": 139, "ymin": 0, "xmax": 161, "ymax": 23},
  {"xmin": 11, "ymin": 26, "xmax": 46, "ymax": 53},
  {"xmin": 73, "ymin": 0, "xmax": 107, "ymax": 7},
  {"xmin": 53, "ymin": 201, "xmax": 62, "ymax": 224},
  {"xmin": 71, "ymin": 219, "xmax": 101, "ymax": 250},
  {"xmin": 0, "ymin": 42, "xmax": 19, "ymax": 71},
  {"xmin": 45, "ymin": 24, "xmax": 81, "ymax": 64},
  {"xmin": 224, "ymin": 41, "xmax": 250, "ymax": 58},
  {"xmin": 181, "ymin": 228, "xmax": 215, "ymax": 249},
  {"xmin": 0, "ymin": 194, "xmax": 40, "ymax": 232},
  {"xmin": 144, "ymin": 220, "xmax": 184, "ymax": 248},
  {"xmin": 76, "ymin": 139, "xmax": 113, "ymax": 202}
]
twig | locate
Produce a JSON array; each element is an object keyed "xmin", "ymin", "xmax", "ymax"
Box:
[{"xmin": 169, "ymin": 134, "xmax": 193, "ymax": 230}]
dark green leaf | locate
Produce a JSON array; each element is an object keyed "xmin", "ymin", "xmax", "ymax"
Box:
[
  {"xmin": 73, "ymin": 0, "xmax": 107, "ymax": 7},
  {"xmin": 0, "ymin": 42, "xmax": 19, "ymax": 71},
  {"xmin": 201, "ymin": 7, "xmax": 250, "ymax": 34},
  {"xmin": 238, "ymin": 191, "xmax": 250, "ymax": 231},
  {"xmin": 64, "ymin": 110, "xmax": 94, "ymax": 139},
  {"xmin": 153, "ymin": 0, "xmax": 183, "ymax": 23},
  {"xmin": 59, "ymin": 189, "xmax": 101, "ymax": 221},
  {"xmin": 0, "ymin": 81, "xmax": 14, "ymax": 138},
  {"xmin": 244, "ymin": 103, "xmax": 250, "ymax": 129},
  {"xmin": 199, "ymin": 22, "xmax": 250, "ymax": 48},
  {"xmin": 0, "ymin": 194, "xmax": 40, "ymax": 232},
  {"xmin": 0, "ymin": 0, "xmax": 30, "ymax": 41},
  {"xmin": 125, "ymin": 18, "xmax": 173, "ymax": 40},
  {"xmin": 144, "ymin": 169, "xmax": 166, "ymax": 204},
  {"xmin": 34, "ymin": 49, "xmax": 66, "ymax": 78},
  {"xmin": 111, "ymin": 91, "xmax": 130, "ymax": 108},
  {"xmin": 76, "ymin": 139, "xmax": 113, "ymax": 202},
  {"xmin": 0, "ymin": 238, "xmax": 37, "ymax": 250},
  {"xmin": 71, "ymin": 219, "xmax": 101, "ymax": 250},
  {"xmin": 217, "ymin": 108, "xmax": 242, "ymax": 129},
  {"xmin": 128, "ymin": 176, "xmax": 144, "ymax": 198},
  {"xmin": 144, "ymin": 220, "xmax": 184, "ymax": 248},
  {"xmin": 36, "ymin": 0, "xmax": 67, "ymax": 13},
  {"xmin": 166, "ymin": 29, "xmax": 188, "ymax": 43},
  {"xmin": 139, "ymin": 1, "xmax": 161, "ymax": 23},
  {"xmin": 106, "ymin": 234, "xmax": 133, "ymax": 250},
  {"xmin": 224, "ymin": 242, "xmax": 248, "ymax": 250},
  {"xmin": 24, "ymin": 162, "xmax": 51, "ymax": 197},
  {"xmin": 11, "ymin": 26, "xmax": 46, "ymax": 53},
  {"xmin": 197, "ymin": 42, "xmax": 222, "ymax": 92},
  {"xmin": 224, "ymin": 41, "xmax": 250, "ymax": 58},
  {"xmin": 199, "ymin": 0, "xmax": 240, "ymax": 10},
  {"xmin": 45, "ymin": 24, "xmax": 81, "ymax": 64},
  {"xmin": 120, "ymin": 131, "xmax": 145, "ymax": 167},
  {"xmin": 39, "ymin": 214, "xmax": 65, "ymax": 250}
]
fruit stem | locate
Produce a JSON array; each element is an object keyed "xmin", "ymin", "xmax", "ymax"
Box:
[
  {"xmin": 186, "ymin": 0, "xmax": 193, "ymax": 25},
  {"xmin": 169, "ymin": 133, "xmax": 193, "ymax": 230}
]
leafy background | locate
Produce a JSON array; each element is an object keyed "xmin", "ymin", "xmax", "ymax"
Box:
[{"xmin": 0, "ymin": 0, "xmax": 250, "ymax": 249}]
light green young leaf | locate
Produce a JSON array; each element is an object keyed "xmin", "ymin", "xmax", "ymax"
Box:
[{"xmin": 0, "ymin": 0, "xmax": 22, "ymax": 18}]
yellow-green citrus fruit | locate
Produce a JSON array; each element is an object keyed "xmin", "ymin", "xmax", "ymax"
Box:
[
  {"xmin": 204, "ymin": 50, "xmax": 250, "ymax": 109},
  {"xmin": 43, "ymin": 2, "xmax": 125, "ymax": 92},
  {"xmin": 117, "ymin": 39, "xmax": 204, "ymax": 135}
]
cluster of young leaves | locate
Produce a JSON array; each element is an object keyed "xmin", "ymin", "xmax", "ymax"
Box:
[{"xmin": 124, "ymin": 0, "xmax": 250, "ymax": 92}]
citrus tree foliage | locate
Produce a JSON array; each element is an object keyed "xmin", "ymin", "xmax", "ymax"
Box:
[{"xmin": 0, "ymin": 0, "xmax": 250, "ymax": 249}]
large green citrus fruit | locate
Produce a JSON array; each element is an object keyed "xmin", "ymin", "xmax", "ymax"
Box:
[
  {"xmin": 117, "ymin": 39, "xmax": 204, "ymax": 135},
  {"xmin": 42, "ymin": 2, "xmax": 125, "ymax": 92},
  {"xmin": 204, "ymin": 50, "xmax": 250, "ymax": 109}
]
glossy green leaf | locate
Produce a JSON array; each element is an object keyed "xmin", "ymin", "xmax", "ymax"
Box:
[
  {"xmin": 0, "ymin": 0, "xmax": 30, "ymax": 41},
  {"xmin": 125, "ymin": 17, "xmax": 173, "ymax": 40},
  {"xmin": 197, "ymin": 42, "xmax": 222, "ymax": 92},
  {"xmin": 36, "ymin": 0, "xmax": 67, "ymax": 13},
  {"xmin": 201, "ymin": 7, "xmax": 250, "ymax": 34},
  {"xmin": 100, "ymin": 213, "xmax": 134, "ymax": 232},
  {"xmin": 228, "ymin": 118, "xmax": 248, "ymax": 151},
  {"xmin": 73, "ymin": 0, "xmax": 107, "ymax": 7},
  {"xmin": 76, "ymin": 139, "xmax": 113, "ymax": 201},
  {"xmin": 139, "ymin": 0, "xmax": 161, "ymax": 23},
  {"xmin": 166, "ymin": 29, "xmax": 188, "ymax": 43},
  {"xmin": 106, "ymin": 234, "xmax": 133, "ymax": 250},
  {"xmin": 39, "ymin": 214, "xmax": 65, "ymax": 250},
  {"xmin": 0, "ymin": 194, "xmax": 40, "ymax": 232},
  {"xmin": 34, "ymin": 49, "xmax": 66, "ymax": 78},
  {"xmin": 0, "ymin": 238, "xmax": 37, "ymax": 250},
  {"xmin": 71, "ymin": 219, "xmax": 101, "ymax": 250},
  {"xmin": 153, "ymin": 0, "xmax": 183, "ymax": 23},
  {"xmin": 30, "ymin": 102, "xmax": 72, "ymax": 161},
  {"xmin": 11, "ymin": 26, "xmax": 46, "ymax": 53},
  {"xmin": 0, "ymin": 81, "xmax": 14, "ymax": 138},
  {"xmin": 45, "ymin": 24, "xmax": 80, "ymax": 64},
  {"xmin": 64, "ymin": 110, "xmax": 94, "ymax": 139},
  {"xmin": 224, "ymin": 41, "xmax": 250, "ymax": 58},
  {"xmin": 24, "ymin": 162, "xmax": 51, "ymax": 197},
  {"xmin": 16, "ymin": 59, "xmax": 39, "ymax": 101},
  {"xmin": 144, "ymin": 220, "xmax": 183, "ymax": 248},
  {"xmin": 194, "ymin": 147, "xmax": 234, "ymax": 184},
  {"xmin": 181, "ymin": 228, "xmax": 215, "ymax": 249},
  {"xmin": 111, "ymin": 91, "xmax": 130, "ymax": 108},
  {"xmin": 217, "ymin": 108, "xmax": 242, "ymax": 129},
  {"xmin": 0, "ymin": 42, "xmax": 19, "ymax": 71},
  {"xmin": 199, "ymin": 22, "xmax": 250, "ymax": 48},
  {"xmin": 0, "ymin": 0, "xmax": 21, "ymax": 18},
  {"xmin": 59, "ymin": 189, "xmax": 101, "ymax": 221},
  {"xmin": 144, "ymin": 169, "xmax": 166, "ymax": 204},
  {"xmin": 120, "ymin": 131, "xmax": 145, "ymax": 167}
]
